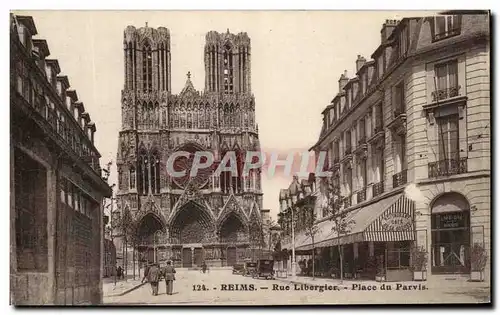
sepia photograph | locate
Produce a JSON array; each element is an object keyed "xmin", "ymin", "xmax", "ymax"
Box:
[{"xmin": 9, "ymin": 9, "xmax": 491, "ymax": 306}]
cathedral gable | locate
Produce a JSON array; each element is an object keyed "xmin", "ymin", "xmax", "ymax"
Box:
[{"xmin": 218, "ymin": 194, "xmax": 248, "ymax": 224}]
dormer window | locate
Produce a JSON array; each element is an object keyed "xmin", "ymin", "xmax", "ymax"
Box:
[
  {"xmin": 399, "ymin": 26, "xmax": 409, "ymax": 57},
  {"xmin": 433, "ymin": 15, "xmax": 461, "ymax": 41},
  {"xmin": 18, "ymin": 25, "xmax": 27, "ymax": 47}
]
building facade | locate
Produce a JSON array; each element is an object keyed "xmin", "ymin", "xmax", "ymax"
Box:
[
  {"xmin": 103, "ymin": 215, "xmax": 117, "ymax": 277},
  {"xmin": 280, "ymin": 12, "xmax": 490, "ymax": 281},
  {"xmin": 10, "ymin": 15, "xmax": 112, "ymax": 305},
  {"xmin": 114, "ymin": 26, "xmax": 264, "ymax": 268}
]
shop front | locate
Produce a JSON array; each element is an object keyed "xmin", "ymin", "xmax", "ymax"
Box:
[
  {"xmin": 286, "ymin": 193, "xmax": 416, "ymax": 281},
  {"xmin": 429, "ymin": 192, "xmax": 472, "ymax": 274}
]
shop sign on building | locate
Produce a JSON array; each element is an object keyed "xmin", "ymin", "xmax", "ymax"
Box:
[{"xmin": 381, "ymin": 212, "xmax": 412, "ymax": 231}]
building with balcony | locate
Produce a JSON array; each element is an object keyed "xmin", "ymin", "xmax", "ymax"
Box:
[
  {"xmin": 278, "ymin": 174, "xmax": 319, "ymax": 275},
  {"xmin": 280, "ymin": 12, "xmax": 490, "ymax": 281},
  {"xmin": 10, "ymin": 14, "xmax": 112, "ymax": 304}
]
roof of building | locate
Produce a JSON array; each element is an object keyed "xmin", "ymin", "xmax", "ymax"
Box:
[{"xmin": 15, "ymin": 15, "xmax": 37, "ymax": 35}]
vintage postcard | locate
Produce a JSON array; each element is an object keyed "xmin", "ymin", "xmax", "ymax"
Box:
[{"xmin": 9, "ymin": 10, "xmax": 491, "ymax": 305}]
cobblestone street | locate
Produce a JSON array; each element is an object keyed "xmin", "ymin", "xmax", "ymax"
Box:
[{"xmin": 103, "ymin": 269, "xmax": 490, "ymax": 305}]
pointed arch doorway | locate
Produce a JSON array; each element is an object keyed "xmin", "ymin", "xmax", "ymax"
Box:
[
  {"xmin": 136, "ymin": 212, "xmax": 166, "ymax": 265},
  {"xmin": 219, "ymin": 213, "xmax": 248, "ymax": 267}
]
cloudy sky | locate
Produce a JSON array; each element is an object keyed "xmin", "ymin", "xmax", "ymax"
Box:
[{"xmin": 16, "ymin": 10, "xmax": 437, "ymax": 220}]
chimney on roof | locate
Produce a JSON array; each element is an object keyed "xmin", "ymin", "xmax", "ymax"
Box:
[
  {"xmin": 380, "ymin": 19, "xmax": 399, "ymax": 44},
  {"xmin": 356, "ymin": 55, "xmax": 367, "ymax": 73},
  {"xmin": 338, "ymin": 70, "xmax": 349, "ymax": 91}
]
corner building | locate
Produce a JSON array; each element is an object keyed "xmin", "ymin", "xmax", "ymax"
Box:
[
  {"xmin": 281, "ymin": 12, "xmax": 490, "ymax": 282},
  {"xmin": 10, "ymin": 15, "xmax": 112, "ymax": 304},
  {"xmin": 115, "ymin": 26, "xmax": 263, "ymax": 268}
]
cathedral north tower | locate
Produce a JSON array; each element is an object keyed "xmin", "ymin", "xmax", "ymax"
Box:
[{"xmin": 204, "ymin": 30, "xmax": 251, "ymax": 94}]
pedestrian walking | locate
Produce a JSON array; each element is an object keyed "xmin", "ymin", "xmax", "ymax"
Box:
[
  {"xmin": 143, "ymin": 263, "xmax": 161, "ymax": 296},
  {"xmin": 161, "ymin": 260, "xmax": 176, "ymax": 295},
  {"xmin": 142, "ymin": 262, "xmax": 151, "ymax": 283},
  {"xmin": 117, "ymin": 266, "xmax": 123, "ymax": 279}
]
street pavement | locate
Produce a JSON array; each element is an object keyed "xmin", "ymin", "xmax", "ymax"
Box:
[{"xmin": 103, "ymin": 269, "xmax": 490, "ymax": 305}]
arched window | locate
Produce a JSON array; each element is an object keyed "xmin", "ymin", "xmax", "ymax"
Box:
[
  {"xmin": 220, "ymin": 150, "xmax": 231, "ymax": 194},
  {"xmin": 129, "ymin": 166, "xmax": 136, "ymax": 190},
  {"xmin": 431, "ymin": 192, "xmax": 471, "ymax": 274},
  {"xmin": 148, "ymin": 102, "xmax": 153, "ymax": 129},
  {"xmin": 235, "ymin": 149, "xmax": 244, "ymax": 194},
  {"xmin": 223, "ymin": 44, "xmax": 233, "ymax": 94},
  {"xmin": 150, "ymin": 150, "xmax": 160, "ymax": 194},
  {"xmin": 160, "ymin": 43, "xmax": 165, "ymax": 90},
  {"xmin": 187, "ymin": 113, "xmax": 192, "ymax": 129},
  {"xmin": 142, "ymin": 42, "xmax": 152, "ymax": 92},
  {"xmin": 138, "ymin": 149, "xmax": 148, "ymax": 195},
  {"xmin": 211, "ymin": 46, "xmax": 216, "ymax": 91},
  {"xmin": 205, "ymin": 106, "xmax": 210, "ymax": 128},
  {"xmin": 127, "ymin": 42, "xmax": 133, "ymax": 89},
  {"xmin": 154, "ymin": 102, "xmax": 159, "ymax": 128},
  {"xmin": 224, "ymin": 104, "xmax": 230, "ymax": 127}
]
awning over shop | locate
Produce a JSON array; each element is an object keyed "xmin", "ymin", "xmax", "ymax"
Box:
[{"xmin": 284, "ymin": 193, "xmax": 415, "ymax": 251}]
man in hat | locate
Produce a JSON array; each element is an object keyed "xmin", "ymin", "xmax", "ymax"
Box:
[
  {"xmin": 161, "ymin": 260, "xmax": 176, "ymax": 295},
  {"xmin": 143, "ymin": 262, "xmax": 161, "ymax": 296}
]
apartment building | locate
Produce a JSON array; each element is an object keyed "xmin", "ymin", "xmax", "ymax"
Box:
[
  {"xmin": 280, "ymin": 12, "xmax": 490, "ymax": 281},
  {"xmin": 10, "ymin": 14, "xmax": 112, "ymax": 304}
]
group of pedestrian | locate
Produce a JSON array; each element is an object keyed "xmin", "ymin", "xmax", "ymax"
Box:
[
  {"xmin": 116, "ymin": 265, "xmax": 125, "ymax": 279},
  {"xmin": 142, "ymin": 260, "xmax": 177, "ymax": 296}
]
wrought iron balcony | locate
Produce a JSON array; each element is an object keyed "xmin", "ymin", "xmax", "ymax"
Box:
[
  {"xmin": 374, "ymin": 124, "xmax": 383, "ymax": 133},
  {"xmin": 428, "ymin": 157, "xmax": 468, "ymax": 178},
  {"xmin": 331, "ymin": 158, "xmax": 340, "ymax": 175},
  {"xmin": 387, "ymin": 110, "xmax": 407, "ymax": 136},
  {"xmin": 434, "ymin": 28, "xmax": 461, "ymax": 41},
  {"xmin": 393, "ymin": 107, "xmax": 406, "ymax": 117},
  {"xmin": 333, "ymin": 199, "xmax": 342, "ymax": 211},
  {"xmin": 372, "ymin": 181, "xmax": 384, "ymax": 197},
  {"xmin": 343, "ymin": 196, "xmax": 352, "ymax": 209},
  {"xmin": 392, "ymin": 170, "xmax": 408, "ymax": 188},
  {"xmin": 368, "ymin": 125, "xmax": 385, "ymax": 149},
  {"xmin": 431, "ymin": 85, "xmax": 461, "ymax": 102},
  {"xmin": 357, "ymin": 187, "xmax": 366, "ymax": 203}
]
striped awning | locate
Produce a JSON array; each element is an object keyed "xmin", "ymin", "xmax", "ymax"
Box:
[
  {"xmin": 290, "ymin": 193, "xmax": 415, "ymax": 251},
  {"xmin": 364, "ymin": 194, "xmax": 415, "ymax": 242}
]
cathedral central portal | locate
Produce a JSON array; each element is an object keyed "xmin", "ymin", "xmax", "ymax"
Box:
[{"xmin": 114, "ymin": 25, "xmax": 264, "ymax": 268}]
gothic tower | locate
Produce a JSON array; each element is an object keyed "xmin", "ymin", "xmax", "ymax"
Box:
[
  {"xmin": 115, "ymin": 25, "xmax": 263, "ymax": 269},
  {"xmin": 204, "ymin": 29, "xmax": 251, "ymax": 94}
]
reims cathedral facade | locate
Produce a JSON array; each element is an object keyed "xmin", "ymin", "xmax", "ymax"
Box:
[{"xmin": 114, "ymin": 24, "xmax": 264, "ymax": 268}]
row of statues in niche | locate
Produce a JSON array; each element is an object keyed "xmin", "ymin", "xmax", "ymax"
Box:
[
  {"xmin": 125, "ymin": 105, "xmax": 256, "ymax": 130},
  {"xmin": 137, "ymin": 102, "xmax": 160, "ymax": 130},
  {"xmin": 170, "ymin": 110, "xmax": 255, "ymax": 129},
  {"xmin": 171, "ymin": 110, "xmax": 214, "ymax": 129}
]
